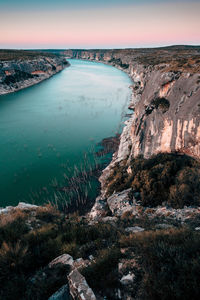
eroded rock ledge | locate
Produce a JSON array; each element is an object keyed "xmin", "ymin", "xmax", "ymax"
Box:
[
  {"xmin": 64, "ymin": 47, "xmax": 200, "ymax": 164},
  {"xmin": 64, "ymin": 47, "xmax": 200, "ymax": 220}
]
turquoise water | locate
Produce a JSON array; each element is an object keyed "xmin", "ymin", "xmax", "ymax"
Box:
[{"xmin": 0, "ymin": 59, "xmax": 131, "ymax": 207}]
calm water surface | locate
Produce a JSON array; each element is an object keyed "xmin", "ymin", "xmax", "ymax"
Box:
[{"xmin": 0, "ymin": 59, "xmax": 131, "ymax": 207}]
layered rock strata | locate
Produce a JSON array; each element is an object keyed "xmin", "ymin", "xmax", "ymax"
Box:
[
  {"xmin": 0, "ymin": 55, "xmax": 68, "ymax": 95},
  {"xmin": 64, "ymin": 47, "xmax": 200, "ymax": 218},
  {"xmin": 64, "ymin": 47, "xmax": 200, "ymax": 163}
]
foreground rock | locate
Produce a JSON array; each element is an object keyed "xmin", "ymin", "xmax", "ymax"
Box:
[
  {"xmin": 89, "ymin": 189, "xmax": 200, "ymax": 224},
  {"xmin": 68, "ymin": 269, "xmax": 96, "ymax": 300},
  {"xmin": 46, "ymin": 253, "xmax": 96, "ymax": 300}
]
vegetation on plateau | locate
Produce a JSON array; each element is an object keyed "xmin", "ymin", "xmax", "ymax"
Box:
[
  {"xmin": 0, "ymin": 50, "xmax": 58, "ymax": 61},
  {"xmin": 106, "ymin": 153, "xmax": 200, "ymax": 208}
]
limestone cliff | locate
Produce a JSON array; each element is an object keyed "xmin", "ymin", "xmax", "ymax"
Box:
[
  {"xmin": 0, "ymin": 51, "xmax": 68, "ymax": 95},
  {"xmin": 64, "ymin": 47, "xmax": 200, "ymax": 196}
]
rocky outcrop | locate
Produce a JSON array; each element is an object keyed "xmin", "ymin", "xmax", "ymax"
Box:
[
  {"xmin": 68, "ymin": 269, "xmax": 96, "ymax": 300},
  {"xmin": 47, "ymin": 253, "xmax": 96, "ymax": 300},
  {"xmin": 65, "ymin": 47, "xmax": 200, "ymax": 161},
  {"xmin": 0, "ymin": 202, "xmax": 38, "ymax": 215},
  {"xmin": 88, "ymin": 188, "xmax": 200, "ymax": 223},
  {"xmin": 0, "ymin": 55, "xmax": 68, "ymax": 95},
  {"xmin": 65, "ymin": 48, "xmax": 200, "ymax": 212}
]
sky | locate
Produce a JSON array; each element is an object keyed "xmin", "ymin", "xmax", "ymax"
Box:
[{"xmin": 0, "ymin": 0, "xmax": 200, "ymax": 49}]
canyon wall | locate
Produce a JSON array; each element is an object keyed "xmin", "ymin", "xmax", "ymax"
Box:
[
  {"xmin": 65, "ymin": 48, "xmax": 200, "ymax": 161},
  {"xmin": 65, "ymin": 47, "xmax": 200, "ymax": 196},
  {"xmin": 0, "ymin": 54, "xmax": 68, "ymax": 95}
]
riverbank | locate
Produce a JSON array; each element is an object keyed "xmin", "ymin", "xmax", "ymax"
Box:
[{"xmin": 0, "ymin": 50, "xmax": 69, "ymax": 95}]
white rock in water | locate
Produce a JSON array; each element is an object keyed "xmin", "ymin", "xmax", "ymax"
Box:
[{"xmin": 195, "ymin": 227, "xmax": 200, "ymax": 231}]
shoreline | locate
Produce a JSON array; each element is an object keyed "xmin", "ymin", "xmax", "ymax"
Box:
[
  {"xmin": 0, "ymin": 57, "xmax": 69, "ymax": 96},
  {"xmin": 0, "ymin": 58, "xmax": 131, "ymax": 213},
  {"xmin": 0, "ymin": 64, "xmax": 70, "ymax": 97}
]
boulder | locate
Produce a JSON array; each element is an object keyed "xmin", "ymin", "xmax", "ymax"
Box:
[
  {"xmin": 107, "ymin": 189, "xmax": 133, "ymax": 216},
  {"xmin": 49, "ymin": 254, "xmax": 74, "ymax": 268},
  {"xmin": 120, "ymin": 272, "xmax": 135, "ymax": 285},
  {"xmin": 68, "ymin": 269, "xmax": 96, "ymax": 300}
]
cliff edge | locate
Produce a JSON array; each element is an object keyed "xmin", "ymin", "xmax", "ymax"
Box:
[{"xmin": 64, "ymin": 47, "xmax": 200, "ymax": 197}]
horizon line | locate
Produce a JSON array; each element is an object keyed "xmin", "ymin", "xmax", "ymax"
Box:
[{"xmin": 1, "ymin": 44, "xmax": 200, "ymax": 51}]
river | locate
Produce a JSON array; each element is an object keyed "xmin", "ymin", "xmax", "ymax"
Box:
[{"xmin": 0, "ymin": 59, "xmax": 131, "ymax": 208}]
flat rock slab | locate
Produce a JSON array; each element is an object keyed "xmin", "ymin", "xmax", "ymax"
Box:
[
  {"xmin": 49, "ymin": 254, "xmax": 74, "ymax": 268},
  {"xmin": 125, "ymin": 226, "xmax": 144, "ymax": 233}
]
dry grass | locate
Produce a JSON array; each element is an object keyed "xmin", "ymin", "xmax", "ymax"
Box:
[{"xmin": 0, "ymin": 209, "xmax": 27, "ymax": 227}]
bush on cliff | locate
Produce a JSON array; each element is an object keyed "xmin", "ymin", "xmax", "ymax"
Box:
[
  {"xmin": 151, "ymin": 97, "xmax": 170, "ymax": 113},
  {"xmin": 106, "ymin": 153, "xmax": 200, "ymax": 208}
]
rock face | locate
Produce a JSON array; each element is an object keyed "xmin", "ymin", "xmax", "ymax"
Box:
[
  {"xmin": 68, "ymin": 269, "xmax": 96, "ymax": 300},
  {"xmin": 0, "ymin": 55, "xmax": 68, "ymax": 95},
  {"xmin": 64, "ymin": 47, "xmax": 200, "ymax": 203}
]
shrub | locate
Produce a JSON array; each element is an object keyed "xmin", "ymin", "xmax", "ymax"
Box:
[
  {"xmin": 106, "ymin": 153, "xmax": 200, "ymax": 208},
  {"xmin": 151, "ymin": 97, "xmax": 170, "ymax": 113}
]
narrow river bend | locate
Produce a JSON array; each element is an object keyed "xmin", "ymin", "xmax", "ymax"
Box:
[{"xmin": 0, "ymin": 59, "xmax": 131, "ymax": 207}]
